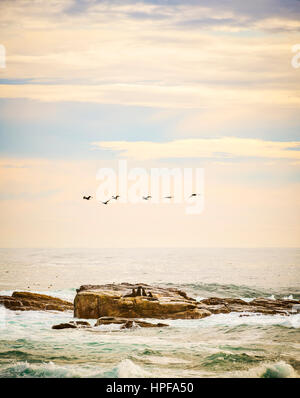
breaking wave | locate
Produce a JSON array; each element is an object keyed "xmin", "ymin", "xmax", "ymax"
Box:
[
  {"xmin": 0, "ymin": 361, "xmax": 84, "ymax": 378},
  {"xmin": 235, "ymin": 361, "xmax": 298, "ymax": 378},
  {"xmin": 102, "ymin": 359, "xmax": 150, "ymax": 378}
]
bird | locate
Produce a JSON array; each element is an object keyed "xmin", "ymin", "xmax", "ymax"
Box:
[
  {"xmin": 189, "ymin": 193, "xmax": 201, "ymax": 198},
  {"xmin": 83, "ymin": 196, "xmax": 92, "ymax": 200},
  {"xmin": 111, "ymin": 195, "xmax": 120, "ymax": 200},
  {"xmin": 164, "ymin": 195, "xmax": 173, "ymax": 199},
  {"xmin": 142, "ymin": 195, "xmax": 152, "ymax": 200},
  {"xmin": 101, "ymin": 200, "xmax": 110, "ymax": 205}
]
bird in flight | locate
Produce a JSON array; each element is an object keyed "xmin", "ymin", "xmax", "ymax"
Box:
[
  {"xmin": 101, "ymin": 200, "xmax": 110, "ymax": 205},
  {"xmin": 189, "ymin": 193, "xmax": 201, "ymax": 198},
  {"xmin": 112, "ymin": 195, "xmax": 120, "ymax": 200},
  {"xmin": 83, "ymin": 196, "xmax": 92, "ymax": 200},
  {"xmin": 142, "ymin": 195, "xmax": 152, "ymax": 200},
  {"xmin": 164, "ymin": 195, "xmax": 173, "ymax": 199}
]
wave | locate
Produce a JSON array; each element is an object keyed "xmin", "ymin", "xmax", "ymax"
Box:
[
  {"xmin": 0, "ymin": 361, "xmax": 83, "ymax": 378},
  {"xmin": 0, "ymin": 350, "xmax": 37, "ymax": 362},
  {"xmin": 203, "ymin": 352, "xmax": 264, "ymax": 369},
  {"xmin": 164, "ymin": 282, "xmax": 300, "ymax": 300},
  {"xmin": 101, "ymin": 359, "xmax": 150, "ymax": 378},
  {"xmin": 167, "ymin": 312, "xmax": 300, "ymax": 329},
  {"xmin": 235, "ymin": 361, "xmax": 298, "ymax": 378}
]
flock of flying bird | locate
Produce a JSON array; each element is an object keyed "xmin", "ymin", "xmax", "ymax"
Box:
[{"xmin": 83, "ymin": 193, "xmax": 201, "ymax": 205}]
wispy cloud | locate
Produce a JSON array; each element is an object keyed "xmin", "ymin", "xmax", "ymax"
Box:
[
  {"xmin": 92, "ymin": 137, "xmax": 300, "ymax": 161},
  {"xmin": 0, "ymin": 0, "xmax": 299, "ymax": 107},
  {"xmin": 1, "ymin": 83, "xmax": 299, "ymax": 109}
]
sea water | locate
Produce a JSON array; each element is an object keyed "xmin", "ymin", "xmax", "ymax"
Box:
[{"xmin": 0, "ymin": 248, "xmax": 299, "ymax": 378}]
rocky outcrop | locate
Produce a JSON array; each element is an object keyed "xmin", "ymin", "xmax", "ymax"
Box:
[
  {"xmin": 0, "ymin": 292, "xmax": 73, "ymax": 312},
  {"xmin": 52, "ymin": 323, "xmax": 78, "ymax": 329},
  {"xmin": 95, "ymin": 317, "xmax": 168, "ymax": 328},
  {"xmin": 74, "ymin": 284, "xmax": 300, "ymax": 320},
  {"xmin": 198, "ymin": 297, "xmax": 300, "ymax": 315},
  {"xmin": 74, "ymin": 283, "xmax": 211, "ymax": 320},
  {"xmin": 52, "ymin": 321, "xmax": 91, "ymax": 329}
]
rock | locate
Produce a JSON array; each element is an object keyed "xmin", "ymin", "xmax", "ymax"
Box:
[
  {"xmin": 72, "ymin": 321, "xmax": 91, "ymax": 327},
  {"xmin": 74, "ymin": 284, "xmax": 208, "ymax": 319},
  {"xmin": 199, "ymin": 304, "xmax": 231, "ymax": 314},
  {"xmin": 52, "ymin": 323, "xmax": 77, "ymax": 329},
  {"xmin": 199, "ymin": 297, "xmax": 300, "ymax": 316},
  {"xmin": 95, "ymin": 316, "xmax": 127, "ymax": 325},
  {"xmin": 164, "ymin": 308, "xmax": 211, "ymax": 319},
  {"xmin": 52, "ymin": 321, "xmax": 91, "ymax": 330},
  {"xmin": 73, "ymin": 284, "xmax": 300, "ymax": 320},
  {"xmin": 121, "ymin": 320, "xmax": 134, "ymax": 329},
  {"xmin": 95, "ymin": 317, "xmax": 169, "ymax": 328},
  {"xmin": 249, "ymin": 298, "xmax": 297, "ymax": 309},
  {"xmin": 200, "ymin": 297, "xmax": 248, "ymax": 306},
  {"xmin": 0, "ymin": 291, "xmax": 73, "ymax": 312}
]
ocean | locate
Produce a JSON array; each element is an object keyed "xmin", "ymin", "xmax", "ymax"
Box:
[{"xmin": 0, "ymin": 248, "xmax": 299, "ymax": 378}]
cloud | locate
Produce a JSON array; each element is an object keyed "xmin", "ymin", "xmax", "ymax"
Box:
[
  {"xmin": 92, "ymin": 137, "xmax": 300, "ymax": 161},
  {"xmin": 0, "ymin": 83, "xmax": 299, "ymax": 109},
  {"xmin": 60, "ymin": 1, "xmax": 300, "ymax": 32},
  {"xmin": 0, "ymin": 0, "xmax": 299, "ymax": 107}
]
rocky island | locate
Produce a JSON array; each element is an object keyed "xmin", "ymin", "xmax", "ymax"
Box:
[
  {"xmin": 0, "ymin": 291, "xmax": 73, "ymax": 312},
  {"xmin": 1, "ymin": 283, "xmax": 299, "ymax": 331},
  {"xmin": 73, "ymin": 283, "xmax": 300, "ymax": 320}
]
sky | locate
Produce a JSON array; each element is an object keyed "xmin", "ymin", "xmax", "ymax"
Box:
[{"xmin": 0, "ymin": 0, "xmax": 299, "ymax": 248}]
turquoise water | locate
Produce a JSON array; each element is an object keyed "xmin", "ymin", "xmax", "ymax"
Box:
[{"xmin": 0, "ymin": 248, "xmax": 299, "ymax": 378}]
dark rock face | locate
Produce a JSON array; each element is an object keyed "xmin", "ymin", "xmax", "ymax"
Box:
[
  {"xmin": 0, "ymin": 292, "xmax": 73, "ymax": 312},
  {"xmin": 52, "ymin": 321, "xmax": 91, "ymax": 329},
  {"xmin": 74, "ymin": 284, "xmax": 300, "ymax": 320},
  {"xmin": 95, "ymin": 317, "xmax": 169, "ymax": 328},
  {"xmin": 52, "ymin": 323, "xmax": 77, "ymax": 329}
]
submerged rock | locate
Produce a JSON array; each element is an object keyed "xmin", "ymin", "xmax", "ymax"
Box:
[
  {"xmin": 95, "ymin": 316, "xmax": 168, "ymax": 328},
  {"xmin": 52, "ymin": 323, "xmax": 77, "ymax": 329},
  {"xmin": 52, "ymin": 321, "xmax": 91, "ymax": 330},
  {"xmin": 0, "ymin": 291, "xmax": 73, "ymax": 312}
]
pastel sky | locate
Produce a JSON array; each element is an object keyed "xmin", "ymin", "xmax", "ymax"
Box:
[{"xmin": 0, "ymin": 0, "xmax": 299, "ymax": 248}]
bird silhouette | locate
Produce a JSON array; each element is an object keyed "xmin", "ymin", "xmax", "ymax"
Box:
[
  {"xmin": 101, "ymin": 200, "xmax": 110, "ymax": 205},
  {"xmin": 189, "ymin": 193, "xmax": 201, "ymax": 198},
  {"xmin": 83, "ymin": 196, "xmax": 92, "ymax": 200},
  {"xmin": 142, "ymin": 195, "xmax": 152, "ymax": 200},
  {"xmin": 164, "ymin": 195, "xmax": 173, "ymax": 199},
  {"xmin": 112, "ymin": 195, "xmax": 120, "ymax": 200}
]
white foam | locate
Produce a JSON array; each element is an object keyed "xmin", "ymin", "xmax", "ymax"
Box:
[
  {"xmin": 234, "ymin": 361, "xmax": 298, "ymax": 378},
  {"xmin": 93, "ymin": 324, "xmax": 122, "ymax": 332},
  {"xmin": 115, "ymin": 359, "xmax": 150, "ymax": 378},
  {"xmin": 167, "ymin": 312, "xmax": 300, "ymax": 329},
  {"xmin": 0, "ymin": 361, "xmax": 85, "ymax": 378}
]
